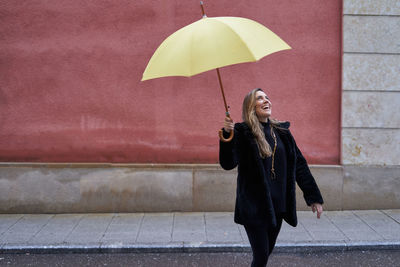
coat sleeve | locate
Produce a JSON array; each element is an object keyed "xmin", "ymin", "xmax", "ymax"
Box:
[
  {"xmin": 219, "ymin": 125, "xmax": 240, "ymax": 170},
  {"xmin": 294, "ymin": 142, "xmax": 324, "ymax": 206}
]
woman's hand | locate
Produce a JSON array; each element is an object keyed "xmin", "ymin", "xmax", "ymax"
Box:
[
  {"xmin": 311, "ymin": 203, "xmax": 323, "ymax": 219},
  {"xmin": 223, "ymin": 117, "xmax": 234, "ymax": 133}
]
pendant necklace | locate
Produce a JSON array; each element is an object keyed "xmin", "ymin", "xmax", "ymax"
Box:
[{"xmin": 270, "ymin": 124, "xmax": 277, "ymax": 179}]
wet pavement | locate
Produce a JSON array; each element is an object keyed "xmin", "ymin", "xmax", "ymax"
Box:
[{"xmin": 0, "ymin": 250, "xmax": 399, "ymax": 266}]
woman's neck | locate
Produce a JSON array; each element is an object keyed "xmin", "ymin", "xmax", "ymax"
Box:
[{"xmin": 258, "ymin": 117, "xmax": 269, "ymax": 123}]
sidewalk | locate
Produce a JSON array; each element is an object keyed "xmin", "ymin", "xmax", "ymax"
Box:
[{"xmin": 1, "ymin": 210, "xmax": 400, "ymax": 254}]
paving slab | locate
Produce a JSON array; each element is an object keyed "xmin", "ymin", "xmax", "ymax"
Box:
[
  {"xmin": 173, "ymin": 213, "xmax": 206, "ymax": 243},
  {"xmin": 64, "ymin": 214, "xmax": 113, "ymax": 245},
  {"xmin": 298, "ymin": 211, "xmax": 348, "ymax": 241},
  {"xmin": 0, "ymin": 215, "xmax": 53, "ymax": 246},
  {"xmin": 0, "ymin": 214, "xmax": 23, "ymax": 235},
  {"xmin": 204, "ymin": 213, "xmax": 243, "ymax": 243},
  {"xmin": 383, "ymin": 209, "xmax": 400, "ymax": 224},
  {"xmin": 136, "ymin": 213, "xmax": 173, "ymax": 243},
  {"xmin": 101, "ymin": 213, "xmax": 143, "ymax": 245},
  {"xmin": 353, "ymin": 210, "xmax": 400, "ymax": 240},
  {"xmin": 278, "ymin": 220, "xmax": 313, "ymax": 242},
  {"xmin": 326, "ymin": 210, "xmax": 382, "ymax": 241},
  {"xmin": 28, "ymin": 214, "xmax": 83, "ymax": 245},
  {"xmin": 238, "ymin": 224, "xmax": 248, "ymax": 243}
]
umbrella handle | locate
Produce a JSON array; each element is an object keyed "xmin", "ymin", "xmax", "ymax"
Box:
[
  {"xmin": 216, "ymin": 68, "xmax": 234, "ymax": 142},
  {"xmin": 218, "ymin": 129, "xmax": 234, "ymax": 142}
]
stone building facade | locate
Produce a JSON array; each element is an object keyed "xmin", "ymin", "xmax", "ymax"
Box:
[{"xmin": 340, "ymin": 0, "xmax": 400, "ymax": 209}]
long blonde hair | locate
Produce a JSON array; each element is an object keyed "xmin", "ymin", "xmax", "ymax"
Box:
[{"xmin": 242, "ymin": 88, "xmax": 282, "ymax": 158}]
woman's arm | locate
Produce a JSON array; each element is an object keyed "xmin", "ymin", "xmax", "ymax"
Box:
[{"xmin": 294, "ymin": 143, "xmax": 324, "ymax": 207}]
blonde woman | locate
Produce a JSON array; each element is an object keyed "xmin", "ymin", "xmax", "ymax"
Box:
[{"xmin": 219, "ymin": 88, "xmax": 323, "ymax": 267}]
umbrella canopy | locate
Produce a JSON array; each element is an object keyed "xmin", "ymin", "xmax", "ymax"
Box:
[
  {"xmin": 142, "ymin": 16, "xmax": 291, "ymax": 81},
  {"xmin": 141, "ymin": 8, "xmax": 291, "ymax": 142}
]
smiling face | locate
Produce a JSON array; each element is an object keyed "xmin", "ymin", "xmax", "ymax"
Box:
[{"xmin": 254, "ymin": 90, "xmax": 271, "ymax": 122}]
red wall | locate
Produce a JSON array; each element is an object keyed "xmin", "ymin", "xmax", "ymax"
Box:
[{"xmin": 0, "ymin": 0, "xmax": 342, "ymax": 164}]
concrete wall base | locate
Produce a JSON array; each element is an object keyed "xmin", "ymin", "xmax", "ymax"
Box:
[{"xmin": 0, "ymin": 163, "xmax": 398, "ymax": 213}]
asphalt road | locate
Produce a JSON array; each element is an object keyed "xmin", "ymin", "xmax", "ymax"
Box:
[{"xmin": 0, "ymin": 250, "xmax": 399, "ymax": 266}]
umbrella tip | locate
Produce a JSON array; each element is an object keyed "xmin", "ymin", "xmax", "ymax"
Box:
[{"xmin": 200, "ymin": 1, "xmax": 207, "ymax": 18}]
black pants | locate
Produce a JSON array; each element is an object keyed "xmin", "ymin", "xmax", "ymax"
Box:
[{"xmin": 244, "ymin": 215, "xmax": 283, "ymax": 267}]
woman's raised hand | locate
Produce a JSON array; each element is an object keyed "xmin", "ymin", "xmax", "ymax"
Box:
[{"xmin": 223, "ymin": 116, "xmax": 234, "ymax": 133}]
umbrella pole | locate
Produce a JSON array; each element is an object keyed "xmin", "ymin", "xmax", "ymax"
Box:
[
  {"xmin": 199, "ymin": 2, "xmax": 233, "ymax": 142},
  {"xmin": 216, "ymin": 68, "xmax": 230, "ymax": 116},
  {"xmin": 200, "ymin": 1, "xmax": 206, "ymax": 17},
  {"xmin": 216, "ymin": 68, "xmax": 234, "ymax": 142}
]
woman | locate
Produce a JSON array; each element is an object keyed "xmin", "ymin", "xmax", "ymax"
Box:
[{"xmin": 219, "ymin": 88, "xmax": 324, "ymax": 267}]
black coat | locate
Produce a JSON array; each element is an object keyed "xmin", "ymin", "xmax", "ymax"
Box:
[{"xmin": 219, "ymin": 121, "xmax": 324, "ymax": 228}]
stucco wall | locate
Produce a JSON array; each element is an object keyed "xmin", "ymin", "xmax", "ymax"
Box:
[{"xmin": 0, "ymin": 0, "xmax": 341, "ymax": 164}]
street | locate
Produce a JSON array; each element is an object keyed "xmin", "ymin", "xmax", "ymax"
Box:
[{"xmin": 1, "ymin": 250, "xmax": 399, "ymax": 267}]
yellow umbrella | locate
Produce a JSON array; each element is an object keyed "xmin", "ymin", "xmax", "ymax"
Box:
[{"xmin": 142, "ymin": 2, "xmax": 291, "ymax": 141}]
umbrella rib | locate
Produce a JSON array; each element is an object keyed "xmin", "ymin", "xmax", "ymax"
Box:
[{"xmin": 189, "ymin": 27, "xmax": 195, "ymax": 76}]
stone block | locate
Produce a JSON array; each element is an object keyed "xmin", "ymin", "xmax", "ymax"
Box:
[
  {"xmin": 343, "ymin": 54, "xmax": 400, "ymax": 91},
  {"xmin": 344, "ymin": 0, "xmax": 400, "ymax": 15},
  {"xmin": 343, "ymin": 166, "xmax": 400, "ymax": 209},
  {"xmin": 296, "ymin": 166, "xmax": 343, "ymax": 211},
  {"xmin": 343, "ymin": 16, "xmax": 400, "ymax": 53},
  {"xmin": 0, "ymin": 166, "xmax": 193, "ymax": 213},
  {"xmin": 0, "ymin": 167, "xmax": 82, "ymax": 213},
  {"xmin": 342, "ymin": 129, "xmax": 400, "ymax": 165},
  {"xmin": 193, "ymin": 169, "xmax": 236, "ymax": 211},
  {"xmin": 342, "ymin": 91, "xmax": 400, "ymax": 128},
  {"xmin": 79, "ymin": 168, "xmax": 193, "ymax": 212}
]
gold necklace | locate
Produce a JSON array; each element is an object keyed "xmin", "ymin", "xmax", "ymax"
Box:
[{"xmin": 270, "ymin": 124, "xmax": 277, "ymax": 179}]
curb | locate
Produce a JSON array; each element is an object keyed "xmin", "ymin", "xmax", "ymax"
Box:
[
  {"xmin": 274, "ymin": 241, "xmax": 400, "ymax": 253},
  {"xmin": 1, "ymin": 241, "xmax": 400, "ymax": 254}
]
